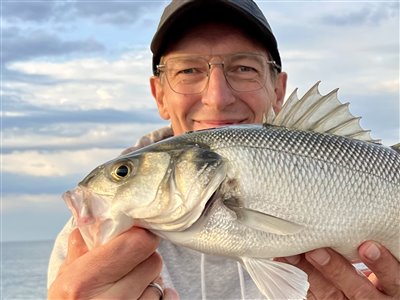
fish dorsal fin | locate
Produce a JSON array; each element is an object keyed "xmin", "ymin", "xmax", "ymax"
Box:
[
  {"xmin": 271, "ymin": 81, "xmax": 380, "ymax": 143},
  {"xmin": 391, "ymin": 143, "xmax": 400, "ymax": 154}
]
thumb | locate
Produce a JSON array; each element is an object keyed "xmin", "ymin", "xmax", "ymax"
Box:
[{"xmin": 56, "ymin": 228, "xmax": 88, "ymax": 277}]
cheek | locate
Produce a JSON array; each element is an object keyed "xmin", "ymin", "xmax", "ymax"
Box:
[
  {"xmin": 244, "ymin": 92, "xmax": 272, "ymax": 119},
  {"xmin": 167, "ymin": 95, "xmax": 197, "ymax": 117},
  {"xmin": 165, "ymin": 94, "xmax": 200, "ymax": 133}
]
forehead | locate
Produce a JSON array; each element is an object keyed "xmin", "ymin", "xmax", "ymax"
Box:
[{"xmin": 164, "ymin": 22, "xmax": 267, "ymax": 58}]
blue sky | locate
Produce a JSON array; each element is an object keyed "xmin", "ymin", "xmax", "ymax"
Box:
[{"xmin": 2, "ymin": 0, "xmax": 399, "ymax": 242}]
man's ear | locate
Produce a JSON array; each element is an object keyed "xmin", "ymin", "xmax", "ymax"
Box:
[
  {"xmin": 150, "ymin": 76, "xmax": 170, "ymax": 120},
  {"xmin": 273, "ymin": 72, "xmax": 288, "ymax": 113}
]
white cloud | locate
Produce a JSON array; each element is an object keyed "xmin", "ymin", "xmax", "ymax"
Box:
[
  {"xmin": 6, "ymin": 49, "xmax": 154, "ymax": 111},
  {"xmin": 4, "ymin": 122, "xmax": 165, "ymax": 150},
  {"xmin": 1, "ymin": 193, "xmax": 63, "ymax": 212},
  {"xmin": 3, "ymin": 148, "xmax": 119, "ymax": 177},
  {"xmin": 370, "ymin": 79, "xmax": 399, "ymax": 94},
  {"xmin": 1, "ymin": 111, "xmax": 28, "ymax": 117},
  {"xmin": 3, "ymin": 122, "xmax": 169, "ymax": 178},
  {"xmin": 260, "ymin": 2, "xmax": 398, "ymax": 98}
]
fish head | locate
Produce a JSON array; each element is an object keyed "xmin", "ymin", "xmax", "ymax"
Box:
[{"xmin": 64, "ymin": 142, "xmax": 226, "ymax": 248}]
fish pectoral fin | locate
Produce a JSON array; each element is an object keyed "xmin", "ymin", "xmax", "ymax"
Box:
[
  {"xmin": 224, "ymin": 200, "xmax": 303, "ymax": 235},
  {"xmin": 241, "ymin": 257, "xmax": 309, "ymax": 300}
]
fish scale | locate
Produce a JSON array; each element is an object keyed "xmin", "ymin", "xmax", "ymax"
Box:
[
  {"xmin": 159, "ymin": 126, "xmax": 399, "ymax": 256},
  {"xmin": 182, "ymin": 125, "xmax": 399, "ymax": 183}
]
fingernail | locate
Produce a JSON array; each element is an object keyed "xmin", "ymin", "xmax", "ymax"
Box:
[
  {"xmin": 364, "ymin": 242, "xmax": 381, "ymax": 261},
  {"xmin": 308, "ymin": 249, "xmax": 331, "ymax": 266},
  {"xmin": 285, "ymin": 255, "xmax": 301, "ymax": 265}
]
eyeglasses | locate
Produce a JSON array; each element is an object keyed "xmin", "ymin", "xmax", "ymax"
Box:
[{"xmin": 156, "ymin": 52, "xmax": 280, "ymax": 95}]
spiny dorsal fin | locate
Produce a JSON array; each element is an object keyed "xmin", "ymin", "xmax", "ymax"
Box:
[
  {"xmin": 270, "ymin": 81, "xmax": 380, "ymax": 143},
  {"xmin": 391, "ymin": 143, "xmax": 400, "ymax": 154}
]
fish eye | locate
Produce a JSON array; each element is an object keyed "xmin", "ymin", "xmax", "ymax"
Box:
[{"xmin": 111, "ymin": 162, "xmax": 132, "ymax": 181}]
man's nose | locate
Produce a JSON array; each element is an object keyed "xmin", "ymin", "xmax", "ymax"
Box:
[{"xmin": 202, "ymin": 64, "xmax": 235, "ymax": 109}]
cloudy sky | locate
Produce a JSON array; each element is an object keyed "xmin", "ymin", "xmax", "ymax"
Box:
[{"xmin": 2, "ymin": 0, "xmax": 399, "ymax": 242}]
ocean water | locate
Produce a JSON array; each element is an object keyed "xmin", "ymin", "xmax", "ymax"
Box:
[{"xmin": 2, "ymin": 240, "xmax": 54, "ymax": 300}]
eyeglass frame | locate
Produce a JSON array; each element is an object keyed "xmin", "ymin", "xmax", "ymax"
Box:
[{"xmin": 155, "ymin": 52, "xmax": 281, "ymax": 95}]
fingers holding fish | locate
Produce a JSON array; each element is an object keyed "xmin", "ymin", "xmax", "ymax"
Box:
[
  {"xmin": 304, "ymin": 247, "xmax": 394, "ymax": 299},
  {"xmin": 358, "ymin": 241, "xmax": 400, "ymax": 298},
  {"xmin": 140, "ymin": 279, "xmax": 165, "ymax": 300},
  {"xmin": 104, "ymin": 251, "xmax": 163, "ymax": 299},
  {"xmin": 138, "ymin": 277, "xmax": 180, "ymax": 300},
  {"xmin": 49, "ymin": 228, "xmax": 89, "ymax": 297},
  {"xmin": 64, "ymin": 228, "xmax": 88, "ymax": 266},
  {"xmin": 49, "ymin": 229, "xmax": 90, "ymax": 299},
  {"xmin": 277, "ymin": 245, "xmax": 399, "ymax": 299},
  {"xmin": 162, "ymin": 287, "xmax": 181, "ymax": 300},
  {"xmin": 83, "ymin": 227, "xmax": 160, "ymax": 282},
  {"xmin": 48, "ymin": 227, "xmax": 161, "ymax": 299}
]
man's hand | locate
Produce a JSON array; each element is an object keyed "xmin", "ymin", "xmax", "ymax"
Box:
[
  {"xmin": 48, "ymin": 227, "xmax": 178, "ymax": 299},
  {"xmin": 277, "ymin": 241, "xmax": 400, "ymax": 299}
]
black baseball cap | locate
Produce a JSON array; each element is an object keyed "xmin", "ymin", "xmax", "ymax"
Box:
[{"xmin": 151, "ymin": 0, "xmax": 281, "ymax": 75}]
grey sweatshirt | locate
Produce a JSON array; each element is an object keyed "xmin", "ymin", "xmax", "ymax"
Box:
[{"xmin": 47, "ymin": 126, "xmax": 265, "ymax": 299}]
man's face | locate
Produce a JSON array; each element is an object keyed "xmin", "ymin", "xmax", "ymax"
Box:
[{"xmin": 150, "ymin": 23, "xmax": 287, "ymax": 136}]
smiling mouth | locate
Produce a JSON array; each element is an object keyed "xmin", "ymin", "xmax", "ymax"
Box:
[{"xmin": 195, "ymin": 119, "xmax": 246, "ymax": 127}]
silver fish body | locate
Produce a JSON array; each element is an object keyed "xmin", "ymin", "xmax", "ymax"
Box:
[
  {"xmin": 64, "ymin": 83, "xmax": 400, "ymax": 299},
  {"xmin": 148, "ymin": 124, "xmax": 399, "ymax": 260}
]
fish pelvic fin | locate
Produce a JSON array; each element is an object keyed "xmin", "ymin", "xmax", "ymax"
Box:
[
  {"xmin": 241, "ymin": 257, "xmax": 309, "ymax": 299},
  {"xmin": 268, "ymin": 81, "xmax": 380, "ymax": 143}
]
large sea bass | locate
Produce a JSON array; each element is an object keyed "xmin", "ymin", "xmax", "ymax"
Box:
[{"xmin": 64, "ymin": 82, "xmax": 400, "ymax": 299}]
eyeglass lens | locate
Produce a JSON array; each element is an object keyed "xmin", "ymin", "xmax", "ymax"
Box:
[{"xmin": 162, "ymin": 53, "xmax": 269, "ymax": 94}]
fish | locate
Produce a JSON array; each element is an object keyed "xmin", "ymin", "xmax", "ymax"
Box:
[{"xmin": 64, "ymin": 82, "xmax": 400, "ymax": 299}]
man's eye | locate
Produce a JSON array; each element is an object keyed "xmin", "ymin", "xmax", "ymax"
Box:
[
  {"xmin": 238, "ymin": 66, "xmax": 256, "ymax": 72},
  {"xmin": 178, "ymin": 68, "xmax": 197, "ymax": 74},
  {"xmin": 227, "ymin": 64, "xmax": 257, "ymax": 74}
]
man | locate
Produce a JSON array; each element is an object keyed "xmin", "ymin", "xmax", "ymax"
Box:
[{"xmin": 48, "ymin": 1, "xmax": 399, "ymax": 299}]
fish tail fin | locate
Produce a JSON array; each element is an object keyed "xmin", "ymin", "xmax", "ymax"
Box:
[{"xmin": 241, "ymin": 257, "xmax": 308, "ymax": 299}]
